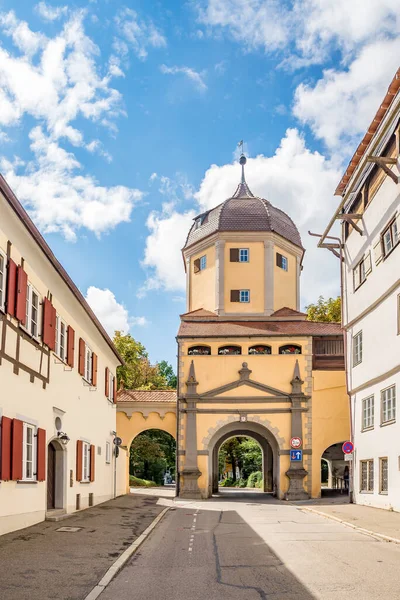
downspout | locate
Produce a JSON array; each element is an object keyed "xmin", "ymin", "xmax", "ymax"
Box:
[
  {"xmin": 309, "ymin": 231, "xmax": 354, "ymax": 503},
  {"xmin": 175, "ymin": 337, "xmax": 180, "ymax": 498}
]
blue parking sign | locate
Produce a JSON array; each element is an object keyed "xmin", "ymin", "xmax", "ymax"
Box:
[{"xmin": 290, "ymin": 450, "xmax": 302, "ymax": 461}]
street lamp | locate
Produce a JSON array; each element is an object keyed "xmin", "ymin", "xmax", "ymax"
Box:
[{"xmin": 57, "ymin": 431, "xmax": 70, "ymax": 445}]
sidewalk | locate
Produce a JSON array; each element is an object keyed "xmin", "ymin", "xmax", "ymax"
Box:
[
  {"xmin": 299, "ymin": 500, "xmax": 400, "ymax": 542},
  {"xmin": 0, "ymin": 494, "xmax": 164, "ymax": 600}
]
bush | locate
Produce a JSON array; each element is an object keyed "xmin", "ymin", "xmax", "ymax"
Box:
[
  {"xmin": 247, "ymin": 471, "xmax": 263, "ymax": 489},
  {"xmin": 129, "ymin": 475, "xmax": 157, "ymax": 487},
  {"xmin": 220, "ymin": 477, "xmax": 234, "ymax": 487},
  {"xmin": 237, "ymin": 478, "xmax": 247, "ymax": 488}
]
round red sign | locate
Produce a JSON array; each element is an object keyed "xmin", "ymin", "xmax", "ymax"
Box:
[
  {"xmin": 342, "ymin": 441, "xmax": 354, "ymax": 454},
  {"xmin": 290, "ymin": 437, "xmax": 302, "ymax": 449}
]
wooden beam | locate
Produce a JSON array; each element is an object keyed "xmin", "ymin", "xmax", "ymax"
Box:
[
  {"xmin": 338, "ymin": 213, "xmax": 363, "ymax": 220},
  {"xmin": 366, "ymin": 155, "xmax": 399, "ymax": 185},
  {"xmin": 338, "ymin": 214, "xmax": 363, "ymax": 235}
]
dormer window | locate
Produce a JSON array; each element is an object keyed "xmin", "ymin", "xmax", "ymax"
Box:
[{"xmin": 195, "ymin": 218, "xmax": 202, "ymax": 230}]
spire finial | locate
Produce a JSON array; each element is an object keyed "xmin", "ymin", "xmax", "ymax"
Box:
[{"xmin": 237, "ymin": 140, "xmax": 246, "ymax": 184}]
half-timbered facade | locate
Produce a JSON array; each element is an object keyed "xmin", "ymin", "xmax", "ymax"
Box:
[{"xmin": 0, "ymin": 176, "xmax": 126, "ymax": 536}]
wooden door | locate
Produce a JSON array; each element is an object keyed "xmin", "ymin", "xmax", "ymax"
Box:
[{"xmin": 47, "ymin": 443, "xmax": 56, "ymax": 510}]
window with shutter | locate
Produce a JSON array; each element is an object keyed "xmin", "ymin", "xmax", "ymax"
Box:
[
  {"xmin": 43, "ymin": 298, "xmax": 56, "ymax": 351},
  {"xmin": 230, "ymin": 289, "xmax": 240, "ymax": 302},
  {"xmin": 36, "ymin": 428, "xmax": 46, "ymax": 481},
  {"xmin": 85, "ymin": 345, "xmax": 93, "ymax": 383},
  {"xmin": 276, "ymin": 252, "xmax": 288, "ymax": 271},
  {"xmin": 67, "ymin": 326, "xmax": 75, "ymax": 368},
  {"xmin": 193, "ymin": 258, "xmax": 200, "ymax": 273},
  {"xmin": 25, "ymin": 283, "xmax": 40, "ymax": 338},
  {"xmin": 92, "ymin": 353, "xmax": 98, "ymax": 386},
  {"xmin": 239, "ymin": 248, "xmax": 249, "ymax": 262},
  {"xmin": 78, "ymin": 338, "xmax": 85, "ymax": 376},
  {"xmin": 230, "ymin": 248, "xmax": 239, "ymax": 262},
  {"xmin": 90, "ymin": 444, "xmax": 95, "ymax": 482},
  {"xmin": 76, "ymin": 440, "xmax": 83, "ymax": 481},
  {"xmin": 0, "ymin": 416, "xmax": 12, "ymax": 481},
  {"xmin": 373, "ymin": 238, "xmax": 383, "ymax": 264},
  {"xmin": 239, "ymin": 290, "xmax": 250, "ymax": 303},
  {"xmin": 55, "ymin": 315, "xmax": 67, "ymax": 360},
  {"xmin": 6, "ymin": 258, "xmax": 17, "ymax": 317},
  {"xmin": 16, "ymin": 266, "xmax": 28, "ymax": 324},
  {"xmin": 11, "ymin": 419, "xmax": 23, "ymax": 481},
  {"xmin": 105, "ymin": 367, "xmax": 109, "ymax": 397},
  {"xmin": 22, "ymin": 422, "xmax": 36, "ymax": 481},
  {"xmin": 0, "ymin": 248, "xmax": 6, "ymax": 312}
]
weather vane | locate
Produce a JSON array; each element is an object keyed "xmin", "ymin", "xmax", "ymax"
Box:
[{"xmin": 237, "ymin": 140, "xmax": 244, "ymax": 155}]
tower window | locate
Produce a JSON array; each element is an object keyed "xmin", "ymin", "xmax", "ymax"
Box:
[
  {"xmin": 276, "ymin": 252, "xmax": 288, "ymax": 271},
  {"xmin": 194, "ymin": 255, "xmax": 207, "ymax": 273},
  {"xmin": 279, "ymin": 344, "xmax": 302, "ymax": 354},
  {"xmin": 239, "ymin": 249, "xmax": 249, "ymax": 262},
  {"xmin": 188, "ymin": 345, "xmax": 211, "ymax": 355},
  {"xmin": 230, "ymin": 289, "xmax": 250, "ymax": 302},
  {"xmin": 200, "ymin": 255, "xmax": 207, "ymax": 270}
]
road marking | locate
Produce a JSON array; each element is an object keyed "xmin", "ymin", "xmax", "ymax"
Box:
[{"xmin": 188, "ymin": 509, "xmax": 199, "ymax": 555}]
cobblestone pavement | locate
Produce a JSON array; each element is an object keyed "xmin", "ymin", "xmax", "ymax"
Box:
[{"xmin": 0, "ymin": 494, "xmax": 163, "ymax": 600}]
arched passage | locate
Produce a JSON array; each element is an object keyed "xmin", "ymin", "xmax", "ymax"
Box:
[
  {"xmin": 47, "ymin": 438, "xmax": 67, "ymax": 512},
  {"xmin": 207, "ymin": 421, "xmax": 280, "ymax": 498},
  {"xmin": 321, "ymin": 441, "xmax": 348, "ymax": 495},
  {"xmin": 129, "ymin": 428, "xmax": 176, "ymax": 487}
]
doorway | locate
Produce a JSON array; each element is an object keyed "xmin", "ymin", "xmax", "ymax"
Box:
[{"xmin": 47, "ymin": 440, "xmax": 65, "ymax": 511}]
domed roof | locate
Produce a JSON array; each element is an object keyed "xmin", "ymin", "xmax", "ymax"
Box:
[{"xmin": 184, "ymin": 161, "xmax": 303, "ymax": 250}]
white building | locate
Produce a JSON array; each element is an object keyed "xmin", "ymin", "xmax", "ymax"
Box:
[
  {"xmin": 320, "ymin": 69, "xmax": 400, "ymax": 510},
  {"xmin": 0, "ymin": 175, "xmax": 127, "ymax": 536}
]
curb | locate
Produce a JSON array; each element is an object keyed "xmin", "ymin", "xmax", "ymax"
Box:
[
  {"xmin": 83, "ymin": 507, "xmax": 170, "ymax": 600},
  {"xmin": 300, "ymin": 506, "xmax": 400, "ymax": 545}
]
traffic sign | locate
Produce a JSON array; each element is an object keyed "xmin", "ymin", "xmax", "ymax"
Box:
[
  {"xmin": 290, "ymin": 450, "xmax": 303, "ymax": 462},
  {"xmin": 113, "ymin": 436, "xmax": 122, "ymax": 446},
  {"xmin": 290, "ymin": 437, "xmax": 302, "ymax": 449},
  {"xmin": 342, "ymin": 441, "xmax": 354, "ymax": 455},
  {"xmin": 344, "ymin": 454, "xmax": 353, "ymax": 461}
]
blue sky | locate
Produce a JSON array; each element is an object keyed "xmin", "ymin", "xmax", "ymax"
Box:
[{"xmin": 0, "ymin": 0, "xmax": 399, "ymax": 367}]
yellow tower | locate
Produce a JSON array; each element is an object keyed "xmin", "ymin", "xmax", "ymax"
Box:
[{"xmin": 177, "ymin": 154, "xmax": 350, "ymax": 500}]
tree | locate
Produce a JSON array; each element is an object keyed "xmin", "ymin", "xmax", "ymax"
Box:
[
  {"xmin": 130, "ymin": 430, "xmax": 176, "ymax": 484},
  {"xmin": 305, "ymin": 296, "xmax": 341, "ymax": 323},
  {"xmin": 158, "ymin": 360, "xmax": 177, "ymax": 389},
  {"xmin": 113, "ymin": 331, "xmax": 170, "ymax": 390}
]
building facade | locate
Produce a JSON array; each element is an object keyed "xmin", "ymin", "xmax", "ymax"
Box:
[
  {"xmin": 176, "ymin": 160, "xmax": 350, "ymax": 500},
  {"xmin": 0, "ymin": 176, "xmax": 126, "ymax": 536},
  {"xmin": 321, "ymin": 70, "xmax": 400, "ymax": 510}
]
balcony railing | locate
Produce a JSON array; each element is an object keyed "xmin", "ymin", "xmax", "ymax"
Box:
[{"xmin": 313, "ymin": 337, "xmax": 345, "ymax": 371}]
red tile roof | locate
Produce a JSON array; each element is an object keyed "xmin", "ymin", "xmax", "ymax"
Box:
[
  {"xmin": 117, "ymin": 390, "xmax": 177, "ymax": 403},
  {"xmin": 335, "ymin": 68, "xmax": 400, "ymax": 196},
  {"xmin": 180, "ymin": 308, "xmax": 218, "ymax": 319},
  {"xmin": 177, "ymin": 320, "xmax": 342, "ymax": 338},
  {"xmin": 271, "ymin": 307, "xmax": 306, "ymax": 318}
]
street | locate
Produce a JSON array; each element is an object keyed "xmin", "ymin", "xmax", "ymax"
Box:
[{"xmin": 100, "ymin": 491, "xmax": 400, "ymax": 600}]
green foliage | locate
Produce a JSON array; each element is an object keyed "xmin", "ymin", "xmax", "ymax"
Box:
[
  {"xmin": 305, "ymin": 296, "xmax": 341, "ymax": 323},
  {"xmin": 158, "ymin": 360, "xmax": 177, "ymax": 389},
  {"xmin": 129, "ymin": 475, "xmax": 157, "ymax": 487},
  {"xmin": 237, "ymin": 478, "xmax": 247, "ymax": 488},
  {"xmin": 113, "ymin": 331, "xmax": 175, "ymax": 390},
  {"xmin": 130, "ymin": 430, "xmax": 176, "ymax": 485},
  {"xmin": 219, "ymin": 477, "xmax": 234, "ymax": 487}
]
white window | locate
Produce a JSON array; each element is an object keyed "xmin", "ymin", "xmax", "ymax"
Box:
[
  {"xmin": 106, "ymin": 441, "xmax": 111, "ymax": 464},
  {"xmin": 379, "ymin": 457, "xmax": 388, "ymax": 494},
  {"xmin": 82, "ymin": 442, "xmax": 90, "ymax": 482},
  {"xmin": 85, "ymin": 345, "xmax": 93, "ymax": 383},
  {"xmin": 353, "ymin": 331, "xmax": 362, "ymax": 366},
  {"xmin": 55, "ymin": 315, "xmax": 67, "ymax": 361},
  {"xmin": 360, "ymin": 459, "xmax": 374, "ymax": 492},
  {"xmin": 239, "ymin": 248, "xmax": 249, "ymax": 262},
  {"xmin": 23, "ymin": 423, "xmax": 36, "ymax": 481},
  {"xmin": 108, "ymin": 371, "xmax": 115, "ymax": 402},
  {"xmin": 397, "ymin": 294, "xmax": 400, "ymax": 335},
  {"xmin": 25, "ymin": 283, "xmax": 40, "ymax": 338},
  {"xmin": 240, "ymin": 289, "xmax": 250, "ymax": 303},
  {"xmin": 0, "ymin": 249, "xmax": 6, "ymax": 311},
  {"xmin": 200, "ymin": 255, "xmax": 207, "ymax": 270},
  {"xmin": 382, "ymin": 218, "xmax": 399, "ymax": 257},
  {"xmin": 381, "ymin": 385, "xmax": 396, "ymax": 424},
  {"xmin": 362, "ymin": 395, "xmax": 374, "ymax": 430},
  {"xmin": 353, "ymin": 253, "xmax": 372, "ymax": 290}
]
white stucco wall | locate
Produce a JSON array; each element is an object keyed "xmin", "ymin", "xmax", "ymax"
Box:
[{"xmin": 0, "ymin": 192, "xmax": 126, "ymax": 536}]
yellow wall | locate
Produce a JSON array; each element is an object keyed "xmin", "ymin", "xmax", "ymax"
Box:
[
  {"xmin": 224, "ymin": 242, "xmax": 264, "ymax": 313},
  {"xmin": 189, "ymin": 244, "xmax": 215, "ymax": 312},
  {"xmin": 273, "ymin": 244, "xmax": 297, "ymax": 310}
]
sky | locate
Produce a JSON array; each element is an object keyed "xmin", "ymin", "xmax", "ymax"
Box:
[{"xmin": 0, "ymin": 0, "xmax": 399, "ymax": 367}]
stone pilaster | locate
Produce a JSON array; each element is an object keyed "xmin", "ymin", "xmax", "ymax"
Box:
[
  {"xmin": 185, "ymin": 256, "xmax": 191, "ymax": 312},
  {"xmin": 264, "ymin": 240, "xmax": 274, "ymax": 315},
  {"xmin": 180, "ymin": 361, "xmax": 201, "ymax": 498},
  {"xmin": 286, "ymin": 360, "xmax": 309, "ymax": 500},
  {"xmin": 215, "ymin": 240, "xmax": 225, "ymax": 315},
  {"xmin": 296, "ymin": 256, "xmax": 301, "ymax": 311}
]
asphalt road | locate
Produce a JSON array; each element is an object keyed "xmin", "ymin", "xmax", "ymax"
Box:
[{"xmin": 100, "ymin": 491, "xmax": 400, "ymax": 600}]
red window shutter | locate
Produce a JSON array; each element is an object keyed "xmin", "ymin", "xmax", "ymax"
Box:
[
  {"xmin": 230, "ymin": 248, "xmax": 239, "ymax": 262},
  {"xmin": 42, "ymin": 298, "xmax": 56, "ymax": 350},
  {"xmin": 6, "ymin": 258, "xmax": 17, "ymax": 317},
  {"xmin": 67, "ymin": 326, "xmax": 75, "ymax": 368},
  {"xmin": 92, "ymin": 353, "xmax": 98, "ymax": 386},
  {"xmin": 76, "ymin": 440, "xmax": 83, "ymax": 481},
  {"xmin": 105, "ymin": 367, "xmax": 109, "ymax": 397},
  {"xmin": 0, "ymin": 416, "xmax": 12, "ymax": 481},
  {"xmin": 11, "ymin": 419, "xmax": 23, "ymax": 481},
  {"xmin": 36, "ymin": 428, "xmax": 46, "ymax": 481},
  {"xmin": 90, "ymin": 444, "xmax": 95, "ymax": 482},
  {"xmin": 78, "ymin": 338, "xmax": 85, "ymax": 376},
  {"xmin": 15, "ymin": 266, "xmax": 28, "ymax": 324},
  {"xmin": 113, "ymin": 377, "xmax": 117, "ymax": 403}
]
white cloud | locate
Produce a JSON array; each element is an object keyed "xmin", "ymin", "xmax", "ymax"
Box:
[
  {"xmin": 141, "ymin": 129, "xmax": 343, "ymax": 306},
  {"xmin": 85, "ymin": 286, "xmax": 147, "ymax": 337},
  {"xmin": 293, "ymin": 38, "xmax": 400, "ymax": 150},
  {"xmin": 114, "ymin": 7, "xmax": 166, "ymax": 61},
  {"xmin": 160, "ymin": 64, "xmax": 207, "ymax": 92},
  {"xmin": 1, "ymin": 127, "xmax": 142, "ymax": 241},
  {"xmin": 35, "ymin": 2, "xmax": 68, "ymax": 22}
]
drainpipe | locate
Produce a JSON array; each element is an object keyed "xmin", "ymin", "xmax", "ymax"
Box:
[
  {"xmin": 309, "ymin": 231, "xmax": 354, "ymax": 503},
  {"xmin": 175, "ymin": 338, "xmax": 180, "ymax": 498}
]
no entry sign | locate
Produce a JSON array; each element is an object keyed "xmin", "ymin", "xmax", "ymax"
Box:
[
  {"xmin": 342, "ymin": 441, "xmax": 354, "ymax": 455},
  {"xmin": 290, "ymin": 437, "xmax": 302, "ymax": 449}
]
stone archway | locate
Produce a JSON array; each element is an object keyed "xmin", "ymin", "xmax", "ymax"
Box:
[
  {"xmin": 207, "ymin": 421, "xmax": 280, "ymax": 498},
  {"xmin": 46, "ymin": 438, "xmax": 67, "ymax": 512}
]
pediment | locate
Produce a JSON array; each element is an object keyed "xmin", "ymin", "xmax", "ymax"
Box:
[{"xmin": 199, "ymin": 374, "xmax": 290, "ymax": 400}]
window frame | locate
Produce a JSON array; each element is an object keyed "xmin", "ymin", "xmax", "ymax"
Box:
[
  {"xmin": 106, "ymin": 441, "xmax": 111, "ymax": 464},
  {"xmin": 382, "ymin": 218, "xmax": 399, "ymax": 258},
  {"xmin": 279, "ymin": 344, "xmax": 302, "ymax": 355},
  {"xmin": 25, "ymin": 282, "xmax": 41, "ymax": 340},
  {"xmin": 276, "ymin": 252, "xmax": 288, "ymax": 271},
  {"xmin": 360, "ymin": 459, "xmax": 374, "ymax": 493},
  {"xmin": 188, "ymin": 345, "xmax": 211, "ymax": 356},
  {"xmin": 381, "ymin": 385, "xmax": 396, "ymax": 425},
  {"xmin": 397, "ymin": 294, "xmax": 400, "ymax": 336},
  {"xmin": 107, "ymin": 371, "xmax": 115, "ymax": 402},
  {"xmin": 0, "ymin": 248, "xmax": 6, "ymax": 312},
  {"xmin": 84, "ymin": 344, "xmax": 93, "ymax": 384},
  {"xmin": 248, "ymin": 345, "xmax": 272, "ymax": 355},
  {"xmin": 353, "ymin": 257, "xmax": 366, "ymax": 290},
  {"xmin": 22, "ymin": 422, "xmax": 37, "ymax": 482},
  {"xmin": 239, "ymin": 289, "xmax": 250, "ymax": 303},
  {"xmin": 199, "ymin": 255, "xmax": 207, "ymax": 271},
  {"xmin": 352, "ymin": 331, "xmax": 362, "ymax": 367},
  {"xmin": 379, "ymin": 457, "xmax": 388, "ymax": 494},
  {"xmin": 239, "ymin": 248, "xmax": 249, "ymax": 263},
  {"xmin": 362, "ymin": 395, "xmax": 374, "ymax": 431},
  {"xmin": 218, "ymin": 345, "xmax": 242, "ymax": 356},
  {"xmin": 55, "ymin": 314, "xmax": 67, "ymax": 362},
  {"xmin": 82, "ymin": 441, "xmax": 91, "ymax": 482}
]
